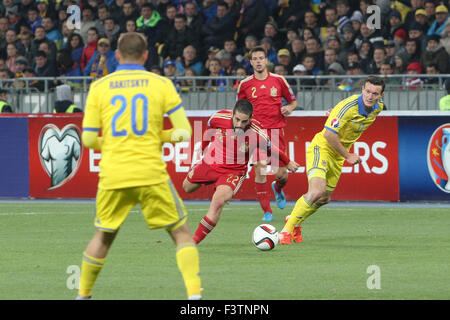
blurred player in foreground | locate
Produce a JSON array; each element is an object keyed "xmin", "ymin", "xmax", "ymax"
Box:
[
  {"xmin": 182, "ymin": 99, "xmax": 299, "ymax": 244},
  {"xmin": 237, "ymin": 46, "xmax": 298, "ymax": 222},
  {"xmin": 78, "ymin": 32, "xmax": 202, "ymax": 300},
  {"xmin": 279, "ymin": 76, "xmax": 386, "ymax": 244}
]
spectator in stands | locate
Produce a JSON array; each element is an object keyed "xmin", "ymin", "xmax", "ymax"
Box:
[
  {"xmin": 427, "ymin": 5, "xmax": 448, "ymax": 36},
  {"xmin": 223, "ymin": 39, "xmax": 242, "ymax": 64},
  {"xmin": 14, "ymin": 56, "xmax": 28, "ymax": 77},
  {"xmin": 124, "ymin": 18, "xmax": 137, "ymax": 33},
  {"xmin": 354, "ymin": 23, "xmax": 376, "ymax": 50},
  {"xmin": 0, "ymin": 16, "xmax": 9, "ymax": 41},
  {"xmin": 162, "ymin": 14, "xmax": 200, "ymax": 61},
  {"xmin": 175, "ymin": 44, "xmax": 203, "ymax": 76},
  {"xmin": 201, "ymin": 1, "xmax": 237, "ymax": 49},
  {"xmin": 323, "ymin": 48, "xmax": 338, "ymax": 72},
  {"xmin": 236, "ymin": 0, "xmax": 268, "ymax": 48},
  {"xmin": 394, "ymin": 50, "xmax": 408, "ymax": 74},
  {"xmin": 409, "ymin": 21, "xmax": 427, "ymax": 50},
  {"xmin": 262, "ymin": 21, "xmax": 285, "ymax": 51},
  {"xmin": 136, "ymin": 3, "xmax": 164, "ymax": 46},
  {"xmin": 0, "ymin": 88, "xmax": 13, "ymax": 113},
  {"xmin": 303, "ymin": 10, "xmax": 320, "ymax": 37},
  {"xmin": 366, "ymin": 46, "xmax": 387, "ymax": 75},
  {"xmin": 201, "ymin": 0, "xmax": 219, "ymax": 23},
  {"xmin": 27, "ymin": 6, "xmax": 41, "ymax": 34},
  {"xmin": 259, "ymin": 37, "xmax": 277, "ymax": 65},
  {"xmin": 35, "ymin": 50, "xmax": 56, "ymax": 78},
  {"xmin": 18, "ymin": 29, "xmax": 33, "ymax": 63},
  {"xmin": 292, "ymin": 64, "xmax": 307, "ymax": 86},
  {"xmin": 22, "ymin": 67, "xmax": 44, "ymax": 91},
  {"xmin": 379, "ymin": 62, "xmax": 401, "ymax": 86},
  {"xmin": 204, "ymin": 46, "xmax": 219, "ymax": 70},
  {"xmin": 274, "ymin": 64, "xmax": 288, "ymax": 77},
  {"xmin": 36, "ymin": 0, "xmax": 57, "ymax": 21},
  {"xmin": 359, "ymin": 39, "xmax": 373, "ymax": 73},
  {"xmin": 404, "ymin": 0, "xmax": 425, "ymax": 27},
  {"xmin": 302, "ymin": 53, "xmax": 321, "ymax": 77},
  {"xmin": 216, "ymin": 49, "xmax": 235, "ymax": 75},
  {"xmin": 38, "ymin": 41, "xmax": 57, "ymax": 69},
  {"xmin": 440, "ymin": 20, "xmax": 450, "ymax": 55},
  {"xmin": 324, "ymin": 6, "xmax": 339, "ymax": 28},
  {"xmin": 84, "ymin": 38, "xmax": 118, "ymax": 80},
  {"xmin": 0, "ymin": 28, "xmax": 25, "ymax": 59},
  {"xmin": 180, "ymin": 66, "xmax": 198, "ymax": 91},
  {"xmin": 5, "ymin": 42, "xmax": 25, "ymax": 74},
  {"xmin": 420, "ymin": 34, "xmax": 450, "ymax": 74},
  {"xmin": 341, "ymin": 24, "xmax": 357, "ymax": 56},
  {"xmin": 118, "ymin": 1, "xmax": 139, "ymax": 32},
  {"xmin": 94, "ymin": 4, "xmax": 110, "ymax": 36},
  {"xmin": 404, "ymin": 38, "xmax": 422, "ymax": 65},
  {"xmin": 414, "ymin": 8, "xmax": 430, "ymax": 31},
  {"xmin": 424, "ymin": 0, "xmax": 437, "ymax": 24},
  {"xmin": 41, "ymin": 16, "xmax": 63, "ymax": 51},
  {"xmin": 60, "ymin": 33, "xmax": 84, "ymax": 78},
  {"xmin": 286, "ymin": 28, "xmax": 299, "ymax": 45},
  {"xmin": 184, "ymin": 1, "xmax": 204, "ymax": 35},
  {"xmin": 79, "ymin": 5, "xmax": 96, "ymax": 45},
  {"xmin": 276, "ymin": 48, "xmax": 293, "ymax": 72},
  {"xmin": 384, "ymin": 40, "xmax": 397, "ymax": 66},
  {"xmin": 384, "ymin": 10, "xmax": 407, "ymax": 40},
  {"xmin": 18, "ymin": 0, "xmax": 35, "ymax": 20},
  {"xmin": 301, "ymin": 27, "xmax": 316, "ymax": 41},
  {"xmin": 350, "ymin": 10, "xmax": 363, "ymax": 34},
  {"xmin": 205, "ymin": 57, "xmax": 227, "ymax": 90},
  {"xmin": 423, "ymin": 63, "xmax": 441, "ymax": 87},
  {"xmin": 81, "ymin": 27, "xmax": 99, "ymax": 71},
  {"xmin": 31, "ymin": 26, "xmax": 56, "ymax": 60},
  {"xmin": 404, "ymin": 62, "xmax": 424, "ymax": 90},
  {"xmin": 289, "ymin": 38, "xmax": 305, "ymax": 67},
  {"xmin": 439, "ymin": 78, "xmax": 450, "ymax": 110},
  {"xmin": 337, "ymin": 62, "xmax": 365, "ymax": 92},
  {"xmin": 163, "ymin": 59, "xmax": 178, "ymax": 77},
  {"xmin": 162, "ymin": 3, "xmax": 177, "ymax": 35},
  {"xmin": 305, "ymin": 37, "xmax": 324, "ymax": 71},
  {"xmin": 103, "ymin": 17, "xmax": 120, "ymax": 50},
  {"xmin": 53, "ymin": 84, "xmax": 82, "ymax": 113},
  {"xmin": 272, "ymin": 0, "xmax": 306, "ymax": 31}
]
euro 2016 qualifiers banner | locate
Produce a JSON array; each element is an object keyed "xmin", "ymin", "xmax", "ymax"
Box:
[{"xmin": 0, "ymin": 112, "xmax": 449, "ymax": 201}]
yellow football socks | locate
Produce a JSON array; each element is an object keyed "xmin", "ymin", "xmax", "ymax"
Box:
[
  {"xmin": 176, "ymin": 243, "xmax": 202, "ymax": 299},
  {"xmin": 284, "ymin": 196, "xmax": 319, "ymax": 233},
  {"xmin": 78, "ymin": 252, "xmax": 105, "ymax": 298}
]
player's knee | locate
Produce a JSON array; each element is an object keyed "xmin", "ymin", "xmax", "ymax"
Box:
[
  {"xmin": 307, "ymin": 190, "xmax": 327, "ymax": 204},
  {"xmin": 316, "ymin": 196, "xmax": 331, "ymax": 207}
]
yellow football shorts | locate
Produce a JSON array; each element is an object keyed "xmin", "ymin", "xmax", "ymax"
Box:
[
  {"xmin": 305, "ymin": 142, "xmax": 345, "ymax": 192},
  {"xmin": 94, "ymin": 180, "xmax": 187, "ymax": 233}
]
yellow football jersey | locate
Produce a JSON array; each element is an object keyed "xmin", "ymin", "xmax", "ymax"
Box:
[
  {"xmin": 312, "ymin": 94, "xmax": 384, "ymax": 158},
  {"xmin": 82, "ymin": 64, "xmax": 183, "ymax": 189}
]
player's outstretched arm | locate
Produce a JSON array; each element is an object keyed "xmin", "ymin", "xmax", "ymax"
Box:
[
  {"xmin": 324, "ymin": 129, "xmax": 361, "ymax": 165},
  {"xmin": 161, "ymin": 107, "xmax": 192, "ymax": 143}
]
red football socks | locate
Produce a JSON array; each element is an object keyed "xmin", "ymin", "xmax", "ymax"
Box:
[
  {"xmin": 193, "ymin": 216, "xmax": 217, "ymax": 244},
  {"xmin": 255, "ymin": 182, "xmax": 272, "ymax": 214}
]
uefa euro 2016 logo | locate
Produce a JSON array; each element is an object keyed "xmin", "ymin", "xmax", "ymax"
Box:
[
  {"xmin": 427, "ymin": 123, "xmax": 450, "ymax": 193},
  {"xmin": 38, "ymin": 124, "xmax": 82, "ymax": 190}
]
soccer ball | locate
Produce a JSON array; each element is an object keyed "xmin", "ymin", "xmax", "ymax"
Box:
[{"xmin": 252, "ymin": 224, "xmax": 278, "ymax": 251}]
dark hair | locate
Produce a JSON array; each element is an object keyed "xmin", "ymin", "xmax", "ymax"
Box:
[
  {"xmin": 234, "ymin": 99, "xmax": 253, "ymax": 117},
  {"xmin": 364, "ymin": 76, "xmax": 386, "ymax": 93},
  {"xmin": 35, "ymin": 50, "xmax": 47, "ymax": 58},
  {"xmin": 249, "ymin": 46, "xmax": 267, "ymax": 59}
]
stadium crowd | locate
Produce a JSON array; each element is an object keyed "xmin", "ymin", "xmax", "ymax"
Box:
[{"xmin": 0, "ymin": 0, "xmax": 450, "ymax": 93}]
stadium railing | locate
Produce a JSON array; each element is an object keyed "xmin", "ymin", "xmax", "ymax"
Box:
[{"xmin": 0, "ymin": 74, "xmax": 447, "ymax": 113}]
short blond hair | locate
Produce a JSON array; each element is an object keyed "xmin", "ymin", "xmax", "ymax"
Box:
[{"xmin": 117, "ymin": 32, "xmax": 148, "ymax": 60}]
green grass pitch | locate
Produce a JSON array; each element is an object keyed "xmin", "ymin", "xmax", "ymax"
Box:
[{"xmin": 0, "ymin": 200, "xmax": 449, "ymax": 300}]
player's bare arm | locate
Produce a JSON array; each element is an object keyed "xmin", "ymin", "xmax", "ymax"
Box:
[{"xmin": 323, "ymin": 129, "xmax": 361, "ymax": 165}]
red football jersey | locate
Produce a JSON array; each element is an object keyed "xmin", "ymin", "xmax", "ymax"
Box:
[
  {"xmin": 201, "ymin": 110, "xmax": 289, "ymax": 174},
  {"xmin": 236, "ymin": 72, "xmax": 297, "ymax": 129}
]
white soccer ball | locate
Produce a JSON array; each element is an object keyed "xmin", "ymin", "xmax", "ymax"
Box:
[{"xmin": 252, "ymin": 224, "xmax": 278, "ymax": 251}]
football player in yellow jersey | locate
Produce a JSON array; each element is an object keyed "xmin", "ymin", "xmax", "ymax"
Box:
[
  {"xmin": 279, "ymin": 76, "xmax": 386, "ymax": 244},
  {"xmin": 77, "ymin": 32, "xmax": 202, "ymax": 300}
]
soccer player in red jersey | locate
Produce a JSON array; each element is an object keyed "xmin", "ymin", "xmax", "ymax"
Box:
[
  {"xmin": 182, "ymin": 99, "xmax": 299, "ymax": 244},
  {"xmin": 237, "ymin": 46, "xmax": 298, "ymax": 222}
]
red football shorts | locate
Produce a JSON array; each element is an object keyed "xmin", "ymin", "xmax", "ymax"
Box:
[
  {"xmin": 186, "ymin": 160, "xmax": 246, "ymax": 195},
  {"xmin": 252, "ymin": 128, "xmax": 286, "ymax": 166}
]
